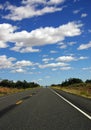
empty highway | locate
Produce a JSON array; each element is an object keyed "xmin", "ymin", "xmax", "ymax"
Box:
[{"xmin": 0, "ymin": 88, "xmax": 91, "ymax": 130}]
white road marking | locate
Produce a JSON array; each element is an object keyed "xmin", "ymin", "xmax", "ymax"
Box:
[{"xmin": 50, "ymin": 89, "xmax": 91, "ymax": 120}]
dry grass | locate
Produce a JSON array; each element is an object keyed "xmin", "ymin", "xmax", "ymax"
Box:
[
  {"xmin": 0, "ymin": 87, "xmax": 28, "ymax": 96},
  {"xmin": 53, "ymin": 83, "xmax": 91, "ymax": 99}
]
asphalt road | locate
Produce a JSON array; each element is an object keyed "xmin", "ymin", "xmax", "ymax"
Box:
[{"xmin": 0, "ymin": 88, "xmax": 91, "ymax": 130}]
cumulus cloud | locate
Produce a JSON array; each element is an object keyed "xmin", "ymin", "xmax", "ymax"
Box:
[
  {"xmin": 68, "ymin": 42, "xmax": 76, "ymax": 46},
  {"xmin": 56, "ymin": 55, "xmax": 88, "ymax": 62},
  {"xmin": 50, "ymin": 50, "xmax": 58, "ymax": 53},
  {"xmin": 79, "ymin": 56, "xmax": 88, "ymax": 60},
  {"xmin": 58, "ymin": 41, "xmax": 76, "ymax": 49},
  {"xmin": 42, "ymin": 58, "xmax": 54, "ymax": 63},
  {"xmin": 60, "ymin": 66, "xmax": 73, "ymax": 70},
  {"xmin": 39, "ymin": 62, "xmax": 69, "ymax": 68},
  {"xmin": 45, "ymin": 76, "xmax": 50, "ymax": 79},
  {"xmin": 0, "ymin": 21, "xmax": 82, "ymax": 53},
  {"xmin": 0, "ymin": 55, "xmax": 35, "ymax": 74},
  {"xmin": 15, "ymin": 60, "xmax": 33, "ymax": 68},
  {"xmin": 0, "ymin": 55, "xmax": 16, "ymax": 69},
  {"xmin": 73, "ymin": 10, "xmax": 80, "ymax": 14},
  {"xmin": 78, "ymin": 41, "xmax": 91, "ymax": 50},
  {"xmin": 11, "ymin": 68, "xmax": 26, "ymax": 73},
  {"xmin": 56, "ymin": 56, "xmax": 76, "ymax": 62},
  {"xmin": 59, "ymin": 44, "xmax": 67, "ymax": 49},
  {"xmin": 0, "ymin": 23, "xmax": 17, "ymax": 36},
  {"xmin": 82, "ymin": 67, "xmax": 91, "ymax": 71},
  {"xmin": 22, "ymin": 0, "xmax": 65, "ymax": 5},
  {"xmin": 0, "ymin": 23, "xmax": 17, "ymax": 48},
  {"xmin": 2, "ymin": 0, "xmax": 65, "ymax": 21},
  {"xmin": 11, "ymin": 46, "xmax": 40, "ymax": 53},
  {"xmin": 0, "ymin": 4, "xmax": 3, "ymax": 9},
  {"xmin": 88, "ymin": 29, "xmax": 91, "ymax": 33},
  {"xmin": 52, "ymin": 68, "xmax": 58, "ymax": 71},
  {"xmin": 0, "ymin": 41, "xmax": 8, "ymax": 48},
  {"xmin": 81, "ymin": 13, "xmax": 88, "ymax": 18},
  {"xmin": 47, "ymin": 0, "xmax": 65, "ymax": 5},
  {"xmin": 74, "ymin": 0, "xmax": 80, "ymax": 2}
]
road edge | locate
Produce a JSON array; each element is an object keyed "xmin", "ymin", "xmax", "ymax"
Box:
[{"xmin": 50, "ymin": 88, "xmax": 91, "ymax": 120}]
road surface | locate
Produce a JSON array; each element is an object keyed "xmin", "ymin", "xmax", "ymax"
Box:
[{"xmin": 0, "ymin": 88, "xmax": 91, "ymax": 130}]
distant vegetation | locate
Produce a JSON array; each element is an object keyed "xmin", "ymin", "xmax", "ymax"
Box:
[
  {"xmin": 0, "ymin": 79, "xmax": 40, "ymax": 96},
  {"xmin": 0, "ymin": 79, "xmax": 40, "ymax": 89},
  {"xmin": 51, "ymin": 78, "xmax": 91, "ymax": 98},
  {"xmin": 51, "ymin": 78, "xmax": 91, "ymax": 87}
]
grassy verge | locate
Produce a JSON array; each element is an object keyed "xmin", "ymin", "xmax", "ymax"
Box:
[
  {"xmin": 0, "ymin": 87, "xmax": 32, "ymax": 97},
  {"xmin": 52, "ymin": 83, "xmax": 91, "ymax": 99}
]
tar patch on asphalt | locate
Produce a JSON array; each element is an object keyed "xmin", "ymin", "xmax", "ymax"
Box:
[
  {"xmin": 0, "ymin": 104, "xmax": 16, "ymax": 118},
  {"xmin": 0, "ymin": 93, "xmax": 36, "ymax": 118},
  {"xmin": 21, "ymin": 96, "xmax": 31, "ymax": 100},
  {"xmin": 31, "ymin": 92, "xmax": 36, "ymax": 95}
]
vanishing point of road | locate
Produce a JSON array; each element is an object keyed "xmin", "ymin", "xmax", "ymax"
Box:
[{"xmin": 0, "ymin": 88, "xmax": 91, "ymax": 130}]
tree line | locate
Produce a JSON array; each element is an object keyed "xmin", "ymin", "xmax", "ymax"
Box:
[
  {"xmin": 0, "ymin": 79, "xmax": 40, "ymax": 89},
  {"xmin": 51, "ymin": 78, "xmax": 91, "ymax": 87}
]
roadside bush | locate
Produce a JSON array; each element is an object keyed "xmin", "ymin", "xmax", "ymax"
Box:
[
  {"xmin": 85, "ymin": 79, "xmax": 91, "ymax": 84},
  {"xmin": 0, "ymin": 79, "xmax": 40, "ymax": 89},
  {"xmin": 61, "ymin": 78, "xmax": 83, "ymax": 87}
]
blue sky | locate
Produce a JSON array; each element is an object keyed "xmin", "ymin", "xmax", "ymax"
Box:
[{"xmin": 0, "ymin": 0, "xmax": 91, "ymax": 86}]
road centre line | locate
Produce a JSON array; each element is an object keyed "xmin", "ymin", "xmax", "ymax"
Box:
[{"xmin": 50, "ymin": 89, "xmax": 91, "ymax": 120}]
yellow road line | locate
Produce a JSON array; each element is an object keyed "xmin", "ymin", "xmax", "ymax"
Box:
[{"xmin": 16, "ymin": 100, "xmax": 23, "ymax": 105}]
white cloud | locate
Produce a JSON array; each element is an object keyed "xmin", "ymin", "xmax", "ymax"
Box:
[
  {"xmin": 73, "ymin": 10, "xmax": 80, "ymax": 14},
  {"xmin": 59, "ymin": 44, "xmax": 67, "ymax": 49},
  {"xmin": 52, "ymin": 68, "xmax": 58, "ymax": 71},
  {"xmin": 50, "ymin": 50, "xmax": 58, "ymax": 53},
  {"xmin": 81, "ymin": 13, "xmax": 87, "ymax": 18},
  {"xmin": 0, "ymin": 54, "xmax": 35, "ymax": 72},
  {"xmin": 56, "ymin": 56, "xmax": 76, "ymax": 62},
  {"xmin": 68, "ymin": 42, "xmax": 76, "ymax": 46},
  {"xmin": 2, "ymin": 0, "xmax": 65, "ymax": 21},
  {"xmin": 11, "ymin": 46, "xmax": 40, "ymax": 53},
  {"xmin": 0, "ymin": 41, "xmax": 8, "ymax": 48},
  {"xmin": 37, "ymin": 78, "xmax": 43, "ymax": 82},
  {"xmin": 0, "ymin": 23, "xmax": 17, "ymax": 48},
  {"xmin": 0, "ymin": 55, "xmax": 16, "ymax": 69},
  {"xmin": 0, "ymin": 55, "xmax": 39, "ymax": 74},
  {"xmin": 22, "ymin": 0, "xmax": 45, "ymax": 5},
  {"xmin": 48, "ymin": 0, "xmax": 65, "ymax": 5},
  {"xmin": 45, "ymin": 76, "xmax": 50, "ymax": 79},
  {"xmin": 58, "ymin": 41, "xmax": 76, "ymax": 49},
  {"xmin": 56, "ymin": 55, "xmax": 88, "ymax": 62},
  {"xmin": 39, "ymin": 62, "xmax": 68, "ymax": 68},
  {"xmin": 42, "ymin": 55, "xmax": 48, "ymax": 57},
  {"xmin": 74, "ymin": 0, "xmax": 80, "ymax": 2},
  {"xmin": 60, "ymin": 66, "xmax": 73, "ymax": 70},
  {"xmin": 22, "ymin": 0, "xmax": 65, "ymax": 5},
  {"xmin": 82, "ymin": 67, "xmax": 91, "ymax": 71},
  {"xmin": 12, "ymin": 68, "xmax": 26, "ymax": 73},
  {"xmin": 42, "ymin": 58, "xmax": 54, "ymax": 63},
  {"xmin": 79, "ymin": 56, "xmax": 88, "ymax": 60},
  {"xmin": 78, "ymin": 41, "xmax": 91, "ymax": 50},
  {"xmin": 88, "ymin": 29, "xmax": 91, "ymax": 33},
  {"xmin": 0, "ymin": 22, "xmax": 82, "ymax": 53},
  {"xmin": 15, "ymin": 60, "xmax": 33, "ymax": 68},
  {"xmin": 31, "ymin": 67, "xmax": 36, "ymax": 70},
  {"xmin": 0, "ymin": 4, "xmax": 3, "ymax": 9}
]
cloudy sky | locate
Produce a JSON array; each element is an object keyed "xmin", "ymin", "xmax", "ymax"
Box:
[{"xmin": 0, "ymin": 0, "xmax": 91, "ymax": 86}]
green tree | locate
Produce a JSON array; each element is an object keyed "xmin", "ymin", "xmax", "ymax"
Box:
[
  {"xmin": 85, "ymin": 79, "xmax": 91, "ymax": 84},
  {"xmin": 61, "ymin": 78, "xmax": 83, "ymax": 86}
]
